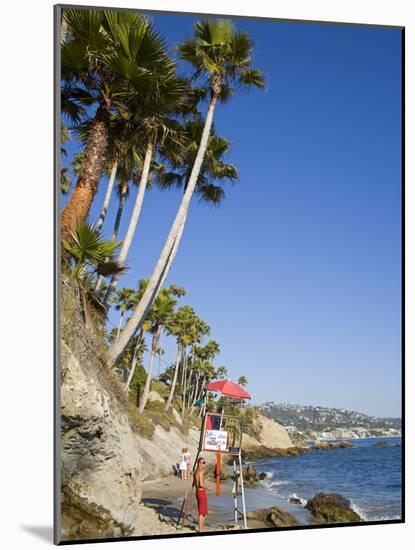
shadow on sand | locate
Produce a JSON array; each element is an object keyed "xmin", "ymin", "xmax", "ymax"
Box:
[{"xmin": 141, "ymin": 497, "xmax": 198, "ymax": 530}]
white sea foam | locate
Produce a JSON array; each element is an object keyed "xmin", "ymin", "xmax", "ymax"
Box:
[
  {"xmin": 289, "ymin": 493, "xmax": 307, "ymax": 506},
  {"xmin": 370, "ymin": 515, "xmax": 402, "ymax": 521},
  {"xmin": 350, "ymin": 502, "xmax": 368, "ymax": 521},
  {"xmin": 263, "ymin": 479, "xmax": 290, "ymax": 492}
]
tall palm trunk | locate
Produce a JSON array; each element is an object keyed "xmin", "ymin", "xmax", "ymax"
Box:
[
  {"xmin": 180, "ymin": 346, "xmax": 186, "ymax": 389},
  {"xmin": 116, "ymin": 310, "xmax": 125, "ymax": 339},
  {"xmin": 96, "ymin": 159, "xmax": 118, "ymax": 232},
  {"xmin": 189, "ymin": 372, "xmax": 200, "ymax": 416},
  {"xmin": 61, "ymin": 105, "xmax": 110, "ymax": 243},
  {"xmin": 107, "ymin": 96, "xmax": 218, "ymax": 366},
  {"xmin": 198, "ymin": 376, "xmax": 207, "ymax": 417},
  {"xmin": 164, "ymin": 343, "xmax": 182, "ymax": 411},
  {"xmin": 181, "ymin": 349, "xmax": 189, "ymax": 419},
  {"xmin": 95, "ymin": 178, "xmax": 127, "ymax": 293},
  {"xmin": 104, "ymin": 141, "xmax": 154, "ymax": 307},
  {"xmin": 197, "ymin": 376, "xmax": 206, "ymax": 402},
  {"xmin": 193, "ymin": 372, "xmax": 200, "ymax": 403},
  {"xmin": 112, "ymin": 181, "xmax": 129, "ymax": 239},
  {"xmin": 186, "ymin": 369, "xmax": 193, "ymax": 412},
  {"xmin": 138, "ymin": 326, "xmax": 160, "ymax": 413},
  {"xmin": 153, "ymin": 216, "xmax": 186, "ymax": 300},
  {"xmin": 125, "ymin": 329, "xmax": 144, "ymax": 390},
  {"xmin": 156, "ymin": 329, "xmax": 163, "ymax": 379}
]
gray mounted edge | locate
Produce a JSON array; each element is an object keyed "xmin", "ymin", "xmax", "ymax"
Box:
[
  {"xmin": 54, "ymin": 3, "xmax": 62, "ymax": 545},
  {"xmin": 53, "ymin": 3, "xmax": 404, "ymax": 30}
]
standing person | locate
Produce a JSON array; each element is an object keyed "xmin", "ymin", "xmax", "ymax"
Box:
[
  {"xmin": 184, "ymin": 448, "xmax": 191, "ymax": 478},
  {"xmin": 193, "ymin": 456, "xmax": 208, "ymax": 532},
  {"xmin": 179, "ymin": 448, "xmax": 187, "ymax": 480}
]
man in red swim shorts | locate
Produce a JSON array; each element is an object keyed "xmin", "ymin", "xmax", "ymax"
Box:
[{"xmin": 193, "ymin": 456, "xmax": 208, "ymax": 532}]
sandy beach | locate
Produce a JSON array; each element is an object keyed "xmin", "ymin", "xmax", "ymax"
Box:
[
  {"xmin": 140, "ymin": 472, "xmax": 313, "ymax": 535},
  {"xmin": 140, "ymin": 474, "xmax": 271, "ymax": 534}
]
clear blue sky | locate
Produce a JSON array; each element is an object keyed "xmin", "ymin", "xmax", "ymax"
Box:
[{"xmin": 63, "ymin": 14, "xmax": 402, "ymax": 418}]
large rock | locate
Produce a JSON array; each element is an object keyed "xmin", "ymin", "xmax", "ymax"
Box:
[
  {"xmin": 61, "ymin": 342, "xmax": 143, "ymax": 540},
  {"xmin": 240, "ymin": 414, "xmax": 297, "ymax": 459},
  {"xmin": 312, "ymin": 442, "xmax": 353, "ymax": 450},
  {"xmin": 255, "ymin": 415, "xmax": 293, "ymax": 449},
  {"xmin": 247, "ymin": 507, "xmax": 299, "ymax": 527},
  {"xmin": 242, "ymin": 465, "xmax": 268, "ymax": 484},
  {"xmin": 305, "ymin": 493, "xmax": 362, "ymax": 523},
  {"xmin": 242, "ymin": 445, "xmax": 308, "ymax": 461}
]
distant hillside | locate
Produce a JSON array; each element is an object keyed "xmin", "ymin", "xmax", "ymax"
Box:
[{"xmin": 260, "ymin": 402, "xmax": 401, "ymax": 438}]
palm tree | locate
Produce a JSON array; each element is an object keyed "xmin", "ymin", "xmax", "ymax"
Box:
[
  {"xmin": 217, "ymin": 366, "xmax": 228, "ymax": 380},
  {"xmin": 94, "ymin": 143, "xmax": 142, "ymax": 294},
  {"xmin": 152, "ymin": 122, "xmax": 239, "ymax": 294},
  {"xmin": 102, "ymin": 74, "xmax": 188, "ymax": 307},
  {"xmin": 60, "ymin": 9, "xmax": 171, "ymax": 242},
  {"xmin": 158, "ymin": 118, "xmax": 238, "ymax": 205},
  {"xmin": 62, "ymin": 222, "xmax": 124, "ymax": 280},
  {"xmin": 107, "ymin": 326, "xmax": 147, "ymax": 384},
  {"xmin": 95, "ymin": 112, "xmax": 148, "ymax": 234},
  {"xmin": 164, "ymin": 305, "xmax": 194, "ymax": 412},
  {"xmin": 137, "ymin": 281, "xmax": 185, "ymax": 413},
  {"xmin": 114, "ymin": 288, "xmax": 135, "ymax": 338},
  {"xmin": 190, "ymin": 340, "xmax": 220, "ymax": 414},
  {"xmin": 237, "ymin": 375, "xmax": 248, "ymax": 387},
  {"xmin": 156, "ymin": 347, "xmax": 165, "ymax": 379},
  {"xmin": 107, "ymin": 19, "xmax": 264, "ymax": 367},
  {"xmin": 93, "ymin": 115, "xmax": 132, "ymax": 233},
  {"xmin": 182, "ymin": 316, "xmax": 210, "ymax": 416},
  {"xmin": 125, "ymin": 328, "xmax": 146, "ymax": 390}
]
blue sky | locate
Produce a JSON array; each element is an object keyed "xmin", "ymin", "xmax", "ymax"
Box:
[{"xmin": 63, "ymin": 15, "xmax": 402, "ymax": 417}]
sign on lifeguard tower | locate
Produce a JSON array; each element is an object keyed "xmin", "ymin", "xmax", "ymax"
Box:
[
  {"xmin": 202, "ymin": 413, "xmax": 242, "ymax": 454},
  {"xmin": 204, "ymin": 429, "xmax": 228, "ymax": 451}
]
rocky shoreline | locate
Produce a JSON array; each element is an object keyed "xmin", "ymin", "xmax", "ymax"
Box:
[
  {"xmin": 140, "ymin": 471, "xmax": 362, "ymax": 534},
  {"xmin": 242, "ymin": 441, "xmax": 353, "ymax": 461}
]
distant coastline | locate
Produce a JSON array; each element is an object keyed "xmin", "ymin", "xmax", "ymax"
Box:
[{"xmin": 318, "ymin": 435, "xmax": 402, "ymax": 442}]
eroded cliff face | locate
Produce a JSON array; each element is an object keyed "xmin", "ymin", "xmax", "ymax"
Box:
[
  {"xmin": 60, "ymin": 341, "xmax": 143, "ymax": 539},
  {"xmin": 60, "ymin": 280, "xmax": 143, "ymax": 541},
  {"xmin": 58, "ymin": 278, "xmax": 294, "ymax": 541}
]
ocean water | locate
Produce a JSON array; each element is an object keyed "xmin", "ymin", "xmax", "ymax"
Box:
[{"xmin": 251, "ymin": 437, "xmax": 402, "ymax": 522}]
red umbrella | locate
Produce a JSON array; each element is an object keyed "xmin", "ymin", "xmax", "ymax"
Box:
[{"xmin": 206, "ymin": 379, "xmax": 251, "ymax": 399}]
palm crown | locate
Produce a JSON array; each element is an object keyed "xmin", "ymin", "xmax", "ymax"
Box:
[
  {"xmin": 157, "ymin": 118, "xmax": 238, "ymax": 205},
  {"xmin": 178, "ymin": 19, "xmax": 265, "ymax": 99}
]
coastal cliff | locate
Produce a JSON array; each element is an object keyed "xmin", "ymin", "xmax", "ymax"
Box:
[
  {"xmin": 60, "ymin": 279, "xmax": 146, "ymax": 540},
  {"xmin": 59, "ymin": 278, "xmax": 295, "ymax": 539}
]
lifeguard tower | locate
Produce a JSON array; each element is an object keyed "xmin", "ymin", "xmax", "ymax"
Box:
[{"xmin": 178, "ymin": 379, "xmax": 251, "ymax": 530}]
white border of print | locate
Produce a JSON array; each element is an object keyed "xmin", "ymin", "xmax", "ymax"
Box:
[{"xmin": 1, "ymin": 1, "xmax": 411, "ymax": 549}]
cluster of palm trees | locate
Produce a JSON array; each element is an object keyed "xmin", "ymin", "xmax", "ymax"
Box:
[
  {"xmin": 109, "ymin": 281, "xmax": 228, "ymax": 418},
  {"xmin": 61, "ymin": 8, "xmax": 263, "ymax": 414}
]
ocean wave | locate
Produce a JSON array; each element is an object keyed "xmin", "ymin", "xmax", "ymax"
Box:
[
  {"xmin": 350, "ymin": 502, "xmax": 368, "ymax": 521},
  {"xmin": 262, "ymin": 479, "xmax": 290, "ymax": 492},
  {"xmin": 288, "ymin": 493, "xmax": 307, "ymax": 506}
]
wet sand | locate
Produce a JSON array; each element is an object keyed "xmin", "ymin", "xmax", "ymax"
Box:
[{"xmin": 140, "ymin": 473, "xmax": 310, "ymax": 534}]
